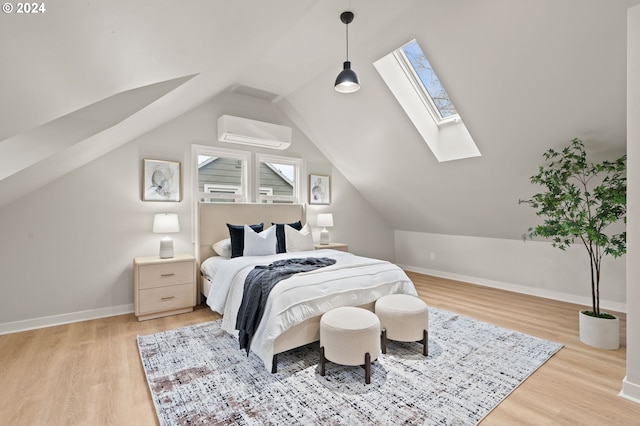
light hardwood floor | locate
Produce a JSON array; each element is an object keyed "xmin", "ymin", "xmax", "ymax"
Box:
[{"xmin": 1, "ymin": 272, "xmax": 639, "ymax": 425}]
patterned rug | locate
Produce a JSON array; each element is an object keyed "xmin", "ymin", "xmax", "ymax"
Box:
[{"xmin": 137, "ymin": 308, "xmax": 562, "ymax": 425}]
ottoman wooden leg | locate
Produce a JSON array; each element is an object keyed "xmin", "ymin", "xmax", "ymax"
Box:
[
  {"xmin": 364, "ymin": 352, "xmax": 371, "ymax": 384},
  {"xmin": 381, "ymin": 328, "xmax": 387, "ymax": 354},
  {"xmin": 272, "ymin": 354, "xmax": 278, "ymax": 373},
  {"xmin": 320, "ymin": 346, "xmax": 326, "ymax": 376},
  {"xmin": 423, "ymin": 329, "xmax": 428, "ymax": 356}
]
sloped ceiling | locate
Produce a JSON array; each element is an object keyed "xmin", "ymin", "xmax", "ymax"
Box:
[{"xmin": 0, "ymin": 0, "xmax": 637, "ymax": 239}]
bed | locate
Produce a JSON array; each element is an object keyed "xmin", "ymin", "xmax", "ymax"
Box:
[{"xmin": 198, "ymin": 202, "xmax": 417, "ymax": 372}]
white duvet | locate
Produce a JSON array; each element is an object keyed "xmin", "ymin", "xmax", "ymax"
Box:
[{"xmin": 203, "ymin": 249, "xmax": 417, "ymax": 371}]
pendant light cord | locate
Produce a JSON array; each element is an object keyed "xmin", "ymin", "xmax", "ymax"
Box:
[{"xmin": 345, "ymin": 21, "xmax": 349, "ymax": 61}]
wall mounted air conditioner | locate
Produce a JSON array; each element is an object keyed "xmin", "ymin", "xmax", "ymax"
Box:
[{"xmin": 217, "ymin": 115, "xmax": 292, "ymax": 150}]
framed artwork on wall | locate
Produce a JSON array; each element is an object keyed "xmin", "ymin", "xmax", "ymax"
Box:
[
  {"xmin": 142, "ymin": 159, "xmax": 181, "ymax": 202},
  {"xmin": 309, "ymin": 174, "xmax": 330, "ymax": 205}
]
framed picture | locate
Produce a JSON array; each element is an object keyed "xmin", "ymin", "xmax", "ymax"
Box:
[
  {"xmin": 309, "ymin": 174, "xmax": 330, "ymax": 205},
  {"xmin": 142, "ymin": 159, "xmax": 181, "ymax": 202}
]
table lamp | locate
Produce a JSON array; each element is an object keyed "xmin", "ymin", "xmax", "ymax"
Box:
[
  {"xmin": 317, "ymin": 213, "xmax": 334, "ymax": 245},
  {"xmin": 153, "ymin": 213, "xmax": 180, "ymax": 258}
]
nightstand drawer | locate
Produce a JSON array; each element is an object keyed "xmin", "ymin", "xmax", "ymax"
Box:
[
  {"xmin": 138, "ymin": 283, "xmax": 194, "ymax": 314},
  {"xmin": 138, "ymin": 261, "xmax": 193, "ymax": 290}
]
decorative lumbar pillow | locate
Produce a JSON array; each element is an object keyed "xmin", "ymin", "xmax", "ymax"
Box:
[
  {"xmin": 285, "ymin": 223, "xmax": 315, "ymax": 252},
  {"xmin": 272, "ymin": 221, "xmax": 303, "ymax": 253},
  {"xmin": 212, "ymin": 238, "xmax": 232, "ymax": 258},
  {"xmin": 227, "ymin": 223, "xmax": 264, "ymax": 258},
  {"xmin": 243, "ymin": 225, "xmax": 277, "ymax": 256}
]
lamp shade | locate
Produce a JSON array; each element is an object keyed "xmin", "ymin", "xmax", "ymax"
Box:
[
  {"xmin": 153, "ymin": 213, "xmax": 180, "ymax": 233},
  {"xmin": 317, "ymin": 213, "xmax": 334, "ymax": 228},
  {"xmin": 335, "ymin": 61, "xmax": 360, "ymax": 93}
]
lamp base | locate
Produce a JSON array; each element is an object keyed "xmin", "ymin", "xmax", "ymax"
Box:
[
  {"xmin": 159, "ymin": 237, "xmax": 174, "ymax": 259},
  {"xmin": 320, "ymin": 228, "xmax": 330, "ymax": 245}
]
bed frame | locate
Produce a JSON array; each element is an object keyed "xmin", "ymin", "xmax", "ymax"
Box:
[
  {"xmin": 197, "ymin": 203, "xmax": 307, "ymax": 265},
  {"xmin": 198, "ymin": 202, "xmax": 376, "ymax": 372}
]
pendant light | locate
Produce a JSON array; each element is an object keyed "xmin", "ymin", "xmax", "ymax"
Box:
[{"xmin": 334, "ymin": 11, "xmax": 360, "ymax": 93}]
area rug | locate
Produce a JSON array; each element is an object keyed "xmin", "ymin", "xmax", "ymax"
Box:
[{"xmin": 137, "ymin": 308, "xmax": 562, "ymax": 425}]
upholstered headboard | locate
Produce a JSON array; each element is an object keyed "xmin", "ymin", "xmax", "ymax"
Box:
[{"xmin": 197, "ymin": 202, "xmax": 306, "ymax": 266}]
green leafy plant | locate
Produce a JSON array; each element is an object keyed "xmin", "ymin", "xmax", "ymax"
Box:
[{"xmin": 519, "ymin": 138, "xmax": 626, "ymax": 317}]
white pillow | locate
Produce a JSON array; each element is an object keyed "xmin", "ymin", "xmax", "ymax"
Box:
[
  {"xmin": 243, "ymin": 225, "xmax": 277, "ymax": 256},
  {"xmin": 285, "ymin": 223, "xmax": 315, "ymax": 252},
  {"xmin": 212, "ymin": 238, "xmax": 232, "ymax": 258}
]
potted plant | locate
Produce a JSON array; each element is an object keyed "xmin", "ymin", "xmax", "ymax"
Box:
[{"xmin": 519, "ymin": 138, "xmax": 626, "ymax": 349}]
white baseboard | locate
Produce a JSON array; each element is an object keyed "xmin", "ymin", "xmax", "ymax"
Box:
[
  {"xmin": 0, "ymin": 266, "xmax": 627, "ymax": 334},
  {"xmin": 0, "ymin": 304, "xmax": 134, "ymax": 335},
  {"xmin": 620, "ymin": 376, "xmax": 640, "ymax": 403},
  {"xmin": 398, "ymin": 264, "xmax": 627, "ymax": 314}
]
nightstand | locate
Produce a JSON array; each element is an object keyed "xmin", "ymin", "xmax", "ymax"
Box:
[
  {"xmin": 133, "ymin": 253, "xmax": 197, "ymax": 321},
  {"xmin": 314, "ymin": 242, "xmax": 349, "ymax": 252}
]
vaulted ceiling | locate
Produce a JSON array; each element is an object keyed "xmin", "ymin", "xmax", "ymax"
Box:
[{"xmin": 1, "ymin": 0, "xmax": 636, "ymax": 238}]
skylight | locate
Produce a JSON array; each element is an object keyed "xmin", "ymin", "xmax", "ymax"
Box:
[
  {"xmin": 373, "ymin": 39, "xmax": 480, "ymax": 162},
  {"xmin": 401, "ymin": 40, "xmax": 458, "ymax": 121},
  {"xmin": 399, "ymin": 40, "xmax": 459, "ymax": 125}
]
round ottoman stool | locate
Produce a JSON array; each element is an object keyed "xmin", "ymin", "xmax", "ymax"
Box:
[
  {"xmin": 319, "ymin": 306, "xmax": 380, "ymax": 384},
  {"xmin": 375, "ymin": 294, "xmax": 429, "ymax": 356}
]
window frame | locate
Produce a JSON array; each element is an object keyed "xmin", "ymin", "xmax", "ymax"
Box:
[
  {"xmin": 193, "ymin": 145, "xmax": 250, "ymax": 203},
  {"xmin": 255, "ymin": 153, "xmax": 304, "ymax": 205},
  {"xmin": 373, "ymin": 40, "xmax": 481, "ymax": 162},
  {"xmin": 192, "ymin": 144, "xmax": 304, "ymax": 205}
]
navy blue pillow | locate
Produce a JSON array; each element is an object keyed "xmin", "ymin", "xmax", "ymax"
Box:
[
  {"xmin": 227, "ymin": 223, "xmax": 264, "ymax": 258},
  {"xmin": 272, "ymin": 221, "xmax": 303, "ymax": 253}
]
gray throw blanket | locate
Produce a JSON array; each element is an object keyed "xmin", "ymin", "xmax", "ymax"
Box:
[{"xmin": 236, "ymin": 257, "xmax": 336, "ymax": 354}]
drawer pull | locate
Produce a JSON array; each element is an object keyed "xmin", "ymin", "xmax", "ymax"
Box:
[
  {"xmin": 160, "ymin": 296, "xmax": 175, "ymax": 301},
  {"xmin": 160, "ymin": 273, "xmax": 175, "ymax": 277}
]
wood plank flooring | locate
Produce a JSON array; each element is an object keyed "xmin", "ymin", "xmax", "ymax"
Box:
[{"xmin": 1, "ymin": 272, "xmax": 639, "ymax": 425}]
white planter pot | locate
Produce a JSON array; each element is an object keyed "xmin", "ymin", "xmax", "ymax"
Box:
[{"xmin": 579, "ymin": 310, "xmax": 620, "ymax": 350}]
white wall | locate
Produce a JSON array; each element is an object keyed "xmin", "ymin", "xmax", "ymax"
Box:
[
  {"xmin": 395, "ymin": 231, "xmax": 626, "ymax": 312},
  {"xmin": 621, "ymin": 3, "xmax": 640, "ymax": 404},
  {"xmin": 0, "ymin": 92, "xmax": 395, "ymax": 333},
  {"xmin": 307, "ymin": 167, "xmax": 394, "ymax": 260}
]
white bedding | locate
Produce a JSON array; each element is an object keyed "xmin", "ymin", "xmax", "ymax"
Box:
[{"xmin": 202, "ymin": 249, "xmax": 417, "ymax": 371}]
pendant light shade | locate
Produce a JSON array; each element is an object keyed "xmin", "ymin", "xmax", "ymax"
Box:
[
  {"xmin": 335, "ymin": 11, "xmax": 360, "ymax": 93},
  {"xmin": 335, "ymin": 61, "xmax": 360, "ymax": 93}
]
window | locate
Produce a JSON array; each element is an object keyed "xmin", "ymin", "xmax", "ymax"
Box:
[
  {"xmin": 256, "ymin": 153, "xmax": 303, "ymax": 204},
  {"xmin": 373, "ymin": 39, "xmax": 480, "ymax": 162},
  {"xmin": 192, "ymin": 145, "xmax": 303, "ymax": 204},
  {"xmin": 203, "ymin": 184, "xmax": 240, "ymax": 203},
  {"xmin": 194, "ymin": 147, "xmax": 248, "ymax": 203},
  {"xmin": 398, "ymin": 40, "xmax": 459, "ymax": 126}
]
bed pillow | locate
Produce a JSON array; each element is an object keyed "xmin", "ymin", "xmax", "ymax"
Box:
[
  {"xmin": 285, "ymin": 223, "xmax": 315, "ymax": 252},
  {"xmin": 272, "ymin": 221, "xmax": 303, "ymax": 253},
  {"xmin": 212, "ymin": 238, "xmax": 232, "ymax": 258},
  {"xmin": 243, "ymin": 225, "xmax": 277, "ymax": 256},
  {"xmin": 227, "ymin": 223, "xmax": 264, "ymax": 258}
]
